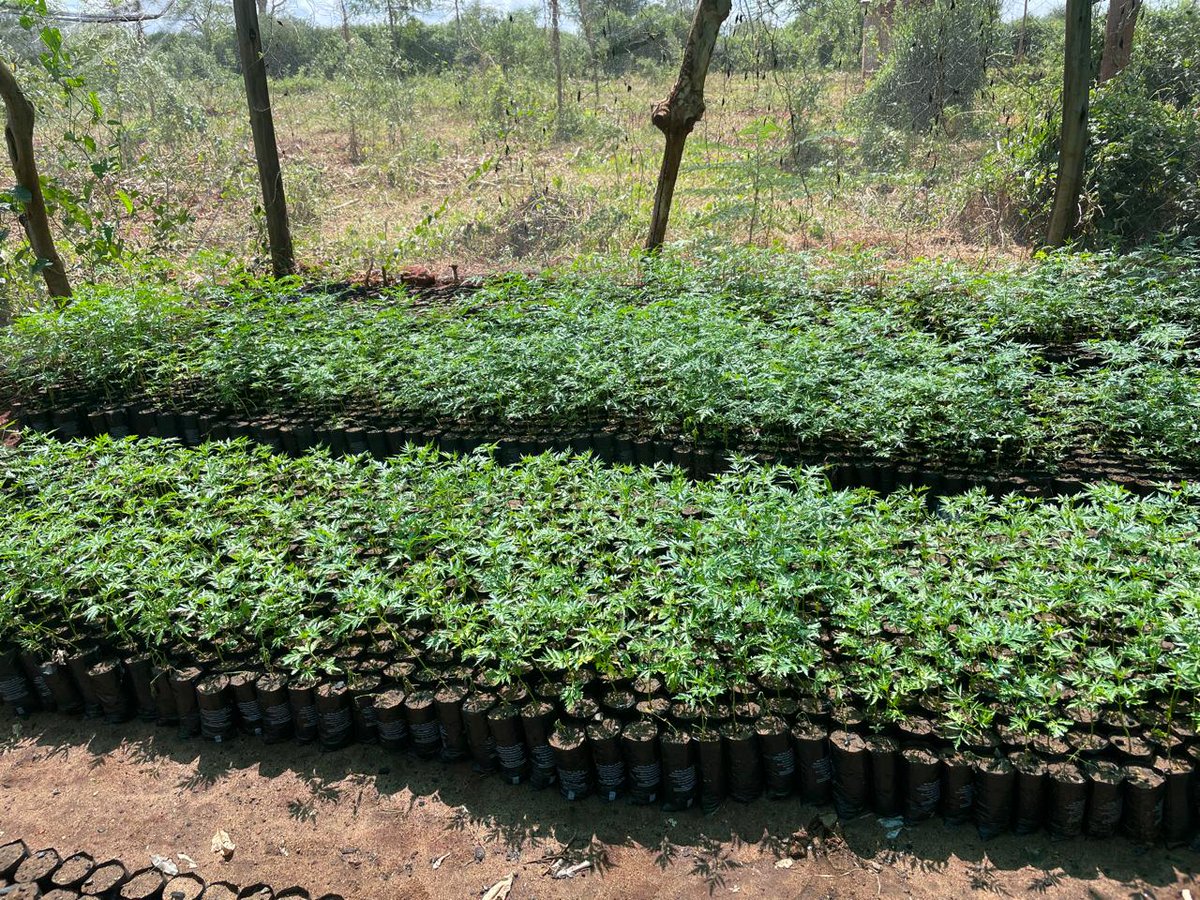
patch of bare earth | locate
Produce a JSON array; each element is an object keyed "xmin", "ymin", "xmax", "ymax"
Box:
[{"xmin": 1, "ymin": 712, "xmax": 1196, "ymax": 899}]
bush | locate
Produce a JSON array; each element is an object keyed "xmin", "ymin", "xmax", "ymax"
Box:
[
  {"xmin": 860, "ymin": 0, "xmax": 1002, "ymax": 132},
  {"xmin": 990, "ymin": 77, "xmax": 1200, "ymax": 246}
]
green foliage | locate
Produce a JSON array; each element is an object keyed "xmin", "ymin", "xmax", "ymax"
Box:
[
  {"xmin": 3, "ymin": 433, "xmax": 1200, "ymax": 731},
  {"xmin": 6, "ymin": 249, "xmax": 1200, "ymax": 473},
  {"xmin": 860, "ymin": 0, "xmax": 1001, "ymax": 132}
]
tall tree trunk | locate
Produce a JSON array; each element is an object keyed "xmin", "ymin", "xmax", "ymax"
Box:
[
  {"xmin": 549, "ymin": 0, "xmax": 564, "ymax": 134},
  {"xmin": 233, "ymin": 0, "xmax": 295, "ymax": 277},
  {"xmin": 386, "ymin": 0, "xmax": 400, "ymax": 66},
  {"xmin": 645, "ymin": 0, "xmax": 731, "ymax": 251},
  {"xmin": 1016, "ymin": 0, "xmax": 1029, "ymax": 62},
  {"xmin": 576, "ymin": 0, "xmax": 600, "ymax": 100},
  {"xmin": 1047, "ymin": 0, "xmax": 1092, "ymax": 246},
  {"xmin": 1099, "ymin": 0, "xmax": 1140, "ymax": 81},
  {"xmin": 0, "ymin": 59, "xmax": 71, "ymax": 300}
]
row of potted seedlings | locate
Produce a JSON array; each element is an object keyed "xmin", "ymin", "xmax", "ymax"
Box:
[
  {"xmin": 2, "ymin": 645, "xmax": 1198, "ymax": 848},
  {"xmin": 0, "ymin": 840, "xmax": 337, "ymax": 900},
  {"xmin": 5, "ymin": 400, "xmax": 1179, "ymax": 500}
]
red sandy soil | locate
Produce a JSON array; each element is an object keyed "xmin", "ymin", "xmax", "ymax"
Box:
[{"xmin": 1, "ymin": 710, "xmax": 1197, "ymax": 899}]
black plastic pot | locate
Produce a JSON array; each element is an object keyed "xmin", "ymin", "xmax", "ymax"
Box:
[
  {"xmin": 0, "ymin": 650, "xmax": 36, "ymax": 718},
  {"xmin": 588, "ymin": 718, "xmax": 627, "ymax": 801},
  {"xmin": 1009, "ymin": 751, "xmax": 1046, "ymax": 835},
  {"xmin": 973, "ymin": 756, "xmax": 1015, "ymax": 840},
  {"xmin": 67, "ymin": 647, "xmax": 104, "ymax": 719},
  {"xmin": 236, "ymin": 883, "xmax": 274, "ymax": 900},
  {"xmin": 48, "ymin": 852, "xmax": 94, "ymax": 891},
  {"xmin": 170, "ymin": 667, "xmax": 203, "ymax": 738},
  {"xmin": 349, "ymin": 676, "xmax": 381, "ymax": 745},
  {"xmin": 405, "ymin": 689, "xmax": 442, "ymax": 759},
  {"xmin": 792, "ymin": 721, "xmax": 833, "ymax": 805},
  {"xmin": 1122, "ymin": 765, "xmax": 1165, "ymax": 844},
  {"xmin": 375, "ymin": 688, "xmax": 409, "ymax": 752},
  {"xmin": 721, "ymin": 721, "xmax": 763, "ymax": 804},
  {"xmin": 434, "ymin": 684, "xmax": 469, "ymax": 762},
  {"xmin": 288, "ymin": 678, "xmax": 320, "ymax": 745},
  {"xmin": 18, "ymin": 651, "xmax": 53, "ymax": 712},
  {"xmin": 162, "ymin": 872, "xmax": 205, "ymax": 900},
  {"xmin": 550, "ymin": 724, "xmax": 594, "ymax": 801},
  {"xmin": 257, "ymin": 673, "xmax": 293, "ymax": 743},
  {"xmin": 520, "ymin": 700, "xmax": 558, "ymax": 789},
  {"xmin": 1046, "ymin": 762, "xmax": 1087, "ymax": 839},
  {"xmin": 0, "ymin": 840, "xmax": 29, "ymax": 880},
  {"xmin": 660, "ymin": 729, "xmax": 698, "ymax": 811},
  {"xmin": 488, "ymin": 702, "xmax": 528, "ymax": 784},
  {"xmin": 196, "ymin": 674, "xmax": 236, "ymax": 742},
  {"xmin": 939, "ymin": 750, "xmax": 975, "ymax": 827},
  {"xmin": 41, "ymin": 659, "xmax": 83, "ymax": 716},
  {"xmin": 902, "ymin": 746, "xmax": 941, "ymax": 823},
  {"xmin": 80, "ymin": 859, "xmax": 129, "ymax": 896},
  {"xmin": 229, "ymin": 671, "xmax": 265, "ymax": 737},
  {"xmin": 15, "ymin": 847, "xmax": 61, "ymax": 888},
  {"xmin": 1085, "ymin": 760, "xmax": 1125, "ymax": 839},
  {"xmin": 867, "ymin": 735, "xmax": 900, "ymax": 817},
  {"xmin": 1154, "ymin": 756, "xmax": 1193, "ymax": 846},
  {"xmin": 622, "ymin": 719, "xmax": 661, "ymax": 805},
  {"xmin": 830, "ymin": 730, "xmax": 870, "ymax": 820},
  {"xmin": 121, "ymin": 656, "xmax": 157, "ymax": 723},
  {"xmin": 316, "ymin": 681, "xmax": 354, "ymax": 751},
  {"xmin": 462, "ymin": 693, "xmax": 498, "ymax": 774},
  {"xmin": 88, "ymin": 659, "xmax": 133, "ymax": 724},
  {"xmin": 755, "ymin": 716, "xmax": 795, "ymax": 800}
]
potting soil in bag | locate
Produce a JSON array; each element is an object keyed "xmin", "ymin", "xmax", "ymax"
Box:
[
  {"xmin": 902, "ymin": 746, "xmax": 941, "ymax": 823},
  {"xmin": 0, "ymin": 650, "xmax": 36, "ymax": 718},
  {"xmin": 588, "ymin": 718, "xmax": 627, "ymax": 801},
  {"xmin": 697, "ymin": 727, "xmax": 727, "ymax": 813},
  {"xmin": 722, "ymin": 721, "xmax": 764, "ymax": 803},
  {"xmin": 1047, "ymin": 762, "xmax": 1087, "ymax": 839},
  {"xmin": 123, "ymin": 656, "xmax": 157, "ymax": 722},
  {"xmin": 316, "ymin": 681, "xmax": 354, "ymax": 751},
  {"xmin": 550, "ymin": 724, "xmax": 594, "ymax": 801},
  {"xmin": 521, "ymin": 700, "xmax": 558, "ymax": 789},
  {"xmin": 1122, "ymin": 765, "xmax": 1165, "ymax": 844},
  {"xmin": 1085, "ymin": 760, "xmax": 1125, "ymax": 838},
  {"xmin": 288, "ymin": 678, "xmax": 320, "ymax": 744},
  {"xmin": 257, "ymin": 673, "xmax": 294, "ymax": 743},
  {"xmin": 229, "ymin": 671, "xmax": 265, "ymax": 736},
  {"xmin": 488, "ymin": 702, "xmax": 528, "ymax": 784},
  {"xmin": 830, "ymin": 730, "xmax": 870, "ymax": 820},
  {"xmin": 792, "ymin": 721, "xmax": 833, "ymax": 805},
  {"xmin": 867, "ymin": 735, "xmax": 900, "ymax": 817},
  {"xmin": 973, "ymin": 756, "xmax": 1015, "ymax": 840},
  {"xmin": 375, "ymin": 689, "xmax": 409, "ymax": 751},
  {"xmin": 350, "ymin": 676, "xmax": 381, "ymax": 744},
  {"xmin": 405, "ymin": 689, "xmax": 441, "ymax": 759},
  {"xmin": 755, "ymin": 716, "xmax": 795, "ymax": 800},
  {"xmin": 1154, "ymin": 756, "xmax": 1193, "ymax": 846},
  {"xmin": 197, "ymin": 674, "xmax": 236, "ymax": 742},
  {"xmin": 661, "ymin": 729, "xmax": 698, "ymax": 811},
  {"xmin": 462, "ymin": 693, "xmax": 498, "ymax": 774},
  {"xmin": 88, "ymin": 659, "xmax": 132, "ymax": 724},
  {"xmin": 171, "ymin": 666, "xmax": 204, "ymax": 738},
  {"xmin": 435, "ymin": 684, "xmax": 469, "ymax": 762},
  {"xmin": 938, "ymin": 750, "xmax": 975, "ymax": 827},
  {"xmin": 1009, "ymin": 751, "xmax": 1047, "ymax": 835},
  {"xmin": 622, "ymin": 719, "xmax": 661, "ymax": 805}
]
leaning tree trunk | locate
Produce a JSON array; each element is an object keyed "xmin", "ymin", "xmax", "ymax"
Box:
[
  {"xmin": 0, "ymin": 58, "xmax": 71, "ymax": 300},
  {"xmin": 1099, "ymin": 0, "xmax": 1141, "ymax": 82},
  {"xmin": 1047, "ymin": 0, "xmax": 1092, "ymax": 247},
  {"xmin": 550, "ymin": 0, "xmax": 564, "ymax": 133},
  {"xmin": 233, "ymin": 0, "xmax": 295, "ymax": 277},
  {"xmin": 645, "ymin": 0, "xmax": 731, "ymax": 251}
]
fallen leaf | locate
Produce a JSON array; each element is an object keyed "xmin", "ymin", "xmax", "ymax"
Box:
[
  {"xmin": 431, "ymin": 853, "xmax": 449, "ymax": 870},
  {"xmin": 774, "ymin": 858, "xmax": 794, "ymax": 869},
  {"xmin": 151, "ymin": 855, "xmax": 178, "ymax": 876},
  {"xmin": 481, "ymin": 871, "xmax": 515, "ymax": 900},
  {"xmin": 552, "ymin": 860, "xmax": 592, "ymax": 879},
  {"xmin": 177, "ymin": 853, "xmax": 197, "ymax": 869},
  {"xmin": 211, "ymin": 830, "xmax": 235, "ymax": 860}
]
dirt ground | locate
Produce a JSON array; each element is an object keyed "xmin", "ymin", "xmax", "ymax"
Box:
[{"xmin": 1, "ymin": 709, "xmax": 1197, "ymax": 900}]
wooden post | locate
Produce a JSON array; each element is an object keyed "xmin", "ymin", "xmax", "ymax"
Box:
[
  {"xmin": 1047, "ymin": 0, "xmax": 1092, "ymax": 247},
  {"xmin": 0, "ymin": 58, "xmax": 71, "ymax": 300},
  {"xmin": 645, "ymin": 0, "xmax": 731, "ymax": 251},
  {"xmin": 233, "ymin": 0, "xmax": 295, "ymax": 277},
  {"xmin": 1099, "ymin": 0, "xmax": 1141, "ymax": 82}
]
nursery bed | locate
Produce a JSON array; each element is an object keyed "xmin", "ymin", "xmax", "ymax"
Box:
[{"xmin": 2, "ymin": 436, "xmax": 1200, "ymax": 845}]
